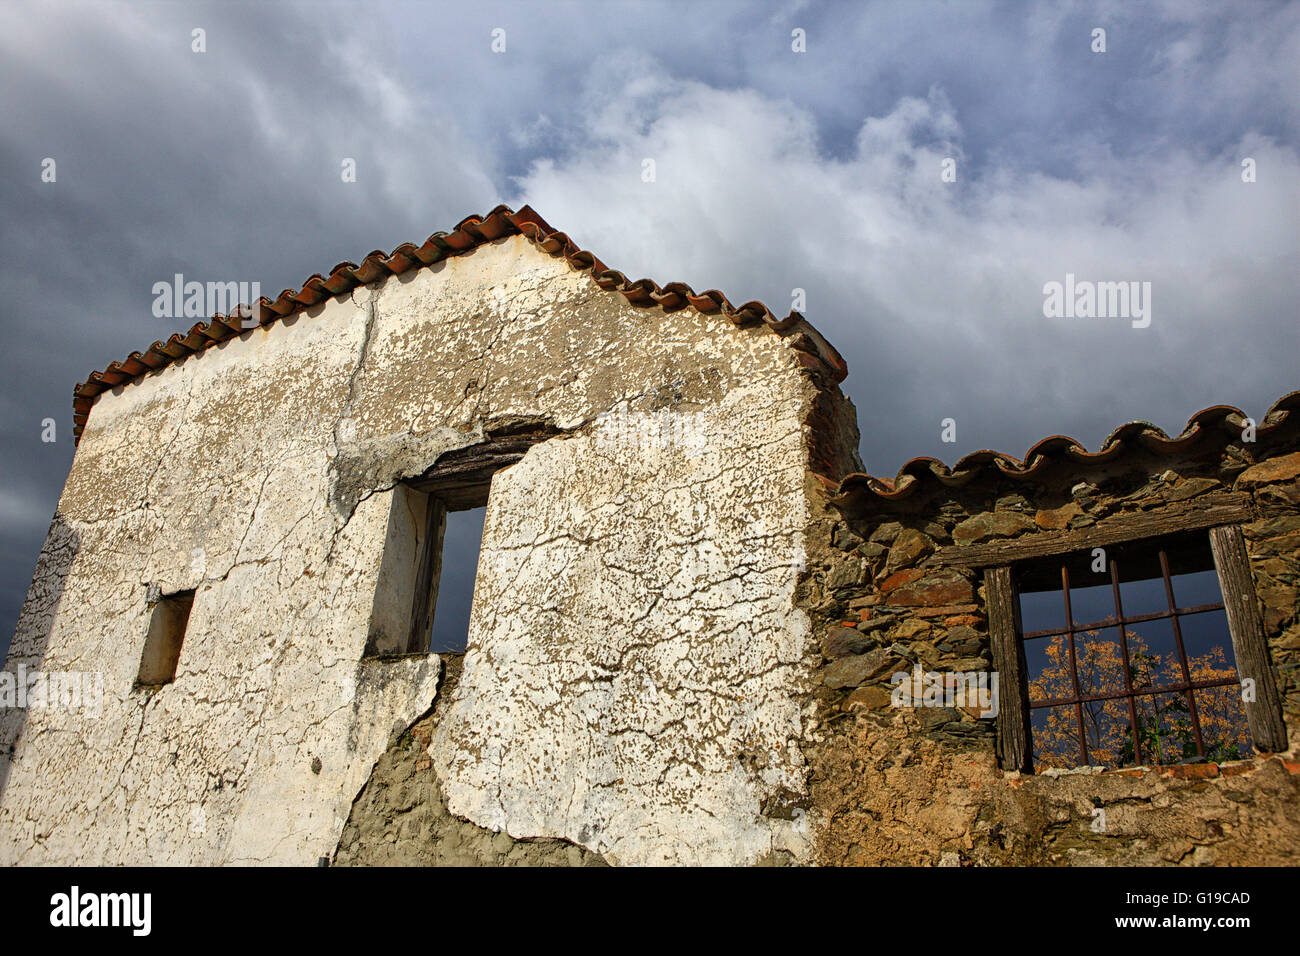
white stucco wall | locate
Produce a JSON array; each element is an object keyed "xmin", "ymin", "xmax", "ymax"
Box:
[
  {"xmin": 434, "ymin": 389, "xmax": 815, "ymax": 865},
  {"xmin": 0, "ymin": 235, "xmax": 822, "ymax": 865}
]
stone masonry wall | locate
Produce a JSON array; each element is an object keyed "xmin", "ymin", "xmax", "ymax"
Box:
[{"xmin": 800, "ymin": 430, "xmax": 1300, "ymax": 866}]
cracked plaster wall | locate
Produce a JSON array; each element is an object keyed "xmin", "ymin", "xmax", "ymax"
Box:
[{"xmin": 0, "ymin": 235, "xmax": 831, "ymax": 865}]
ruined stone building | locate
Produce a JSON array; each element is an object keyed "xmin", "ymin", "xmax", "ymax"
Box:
[{"xmin": 1, "ymin": 206, "xmax": 1297, "ymax": 865}]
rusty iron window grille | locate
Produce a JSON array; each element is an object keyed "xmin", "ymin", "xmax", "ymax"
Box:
[{"xmin": 1017, "ymin": 540, "xmax": 1245, "ymax": 769}]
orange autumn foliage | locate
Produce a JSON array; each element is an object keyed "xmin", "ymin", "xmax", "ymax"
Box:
[{"xmin": 1028, "ymin": 629, "xmax": 1250, "ymax": 770}]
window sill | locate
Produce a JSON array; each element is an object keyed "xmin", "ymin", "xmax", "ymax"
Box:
[{"xmin": 1001, "ymin": 754, "xmax": 1299, "ymax": 782}]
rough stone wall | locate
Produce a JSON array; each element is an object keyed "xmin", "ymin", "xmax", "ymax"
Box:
[
  {"xmin": 801, "ymin": 435, "xmax": 1300, "ymax": 865},
  {"xmin": 0, "ymin": 234, "xmax": 843, "ymax": 866}
]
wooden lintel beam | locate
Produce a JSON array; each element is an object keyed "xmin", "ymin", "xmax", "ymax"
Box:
[{"xmin": 930, "ymin": 492, "xmax": 1255, "ymax": 569}]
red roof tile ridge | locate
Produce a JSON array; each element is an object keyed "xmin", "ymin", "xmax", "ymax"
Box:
[
  {"xmin": 834, "ymin": 391, "xmax": 1300, "ymax": 502},
  {"xmin": 72, "ymin": 204, "xmax": 846, "ymax": 441}
]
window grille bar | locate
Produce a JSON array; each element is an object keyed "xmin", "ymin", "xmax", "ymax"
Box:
[
  {"xmin": 1109, "ymin": 559, "xmax": 1144, "ymax": 765},
  {"xmin": 1020, "ymin": 602, "xmax": 1225, "ymax": 640},
  {"xmin": 1029, "ymin": 675, "xmax": 1239, "ymax": 709},
  {"xmin": 1060, "ymin": 565, "xmax": 1090, "ymax": 765},
  {"xmin": 1160, "ymin": 549, "xmax": 1207, "ymax": 757}
]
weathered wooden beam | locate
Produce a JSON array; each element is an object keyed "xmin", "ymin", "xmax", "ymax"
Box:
[
  {"xmin": 1209, "ymin": 524, "xmax": 1288, "ymax": 752},
  {"xmin": 930, "ymin": 492, "xmax": 1254, "ymax": 569},
  {"xmin": 410, "ymin": 456, "xmax": 521, "ymax": 509},
  {"xmin": 406, "ymin": 496, "xmax": 446, "ymax": 654},
  {"xmin": 986, "ymin": 565, "xmax": 1032, "ymax": 772},
  {"xmin": 406, "ymin": 427, "xmax": 559, "ymax": 509}
]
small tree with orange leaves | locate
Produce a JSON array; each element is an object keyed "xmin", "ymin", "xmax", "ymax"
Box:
[{"xmin": 1028, "ymin": 628, "xmax": 1249, "ymax": 770}]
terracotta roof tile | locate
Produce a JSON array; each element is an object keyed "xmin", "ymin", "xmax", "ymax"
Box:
[
  {"xmin": 72, "ymin": 205, "xmax": 846, "ymax": 442},
  {"xmin": 835, "ymin": 391, "xmax": 1300, "ymax": 503}
]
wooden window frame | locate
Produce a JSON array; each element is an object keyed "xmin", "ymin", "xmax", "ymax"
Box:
[
  {"xmin": 981, "ymin": 501, "xmax": 1287, "ymax": 772},
  {"xmin": 405, "ymin": 495, "xmax": 447, "ymax": 655},
  {"xmin": 391, "ymin": 425, "xmax": 557, "ymax": 657}
]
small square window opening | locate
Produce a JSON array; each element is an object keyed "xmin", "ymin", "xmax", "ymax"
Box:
[{"xmin": 137, "ymin": 589, "xmax": 194, "ymax": 686}]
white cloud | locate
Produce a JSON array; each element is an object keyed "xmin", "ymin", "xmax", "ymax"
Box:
[{"xmin": 511, "ymin": 64, "xmax": 1299, "ymax": 469}]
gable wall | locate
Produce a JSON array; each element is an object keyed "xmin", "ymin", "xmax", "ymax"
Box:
[{"xmin": 0, "ymin": 235, "xmax": 839, "ymax": 865}]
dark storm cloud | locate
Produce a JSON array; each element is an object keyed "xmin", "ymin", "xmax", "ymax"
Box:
[{"xmin": 2, "ymin": 0, "xmax": 1297, "ymax": 656}]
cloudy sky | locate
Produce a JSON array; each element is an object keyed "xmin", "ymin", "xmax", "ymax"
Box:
[{"xmin": 1, "ymin": 0, "xmax": 1297, "ymax": 654}]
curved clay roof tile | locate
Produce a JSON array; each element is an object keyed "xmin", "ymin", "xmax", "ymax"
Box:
[
  {"xmin": 72, "ymin": 205, "xmax": 845, "ymax": 441},
  {"xmin": 834, "ymin": 391, "xmax": 1300, "ymax": 504}
]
